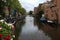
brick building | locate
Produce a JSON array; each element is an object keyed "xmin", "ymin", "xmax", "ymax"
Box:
[
  {"xmin": 45, "ymin": 0, "xmax": 60, "ymax": 24},
  {"xmin": 34, "ymin": 0, "xmax": 60, "ymax": 24},
  {"xmin": 41, "ymin": 0, "xmax": 60, "ymax": 24},
  {"xmin": 34, "ymin": 4, "xmax": 43, "ymax": 15},
  {"xmin": 44, "ymin": 2, "xmax": 57, "ymax": 21},
  {"xmin": 34, "ymin": 7, "xmax": 38, "ymax": 15},
  {"xmin": 53, "ymin": 0, "xmax": 60, "ymax": 24}
]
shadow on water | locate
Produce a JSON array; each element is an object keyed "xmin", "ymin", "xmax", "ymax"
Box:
[
  {"xmin": 14, "ymin": 19, "xmax": 25, "ymax": 40},
  {"xmin": 18, "ymin": 15, "xmax": 51, "ymax": 40},
  {"xmin": 46, "ymin": 22, "xmax": 57, "ymax": 28},
  {"xmin": 34, "ymin": 18, "xmax": 44, "ymax": 30},
  {"xmin": 34, "ymin": 18, "xmax": 60, "ymax": 40},
  {"xmin": 14, "ymin": 15, "xmax": 60, "ymax": 40}
]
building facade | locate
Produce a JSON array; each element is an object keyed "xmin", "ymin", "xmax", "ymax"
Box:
[
  {"xmin": 44, "ymin": 2, "xmax": 57, "ymax": 21},
  {"xmin": 54, "ymin": 0, "xmax": 60, "ymax": 24},
  {"xmin": 34, "ymin": 0, "xmax": 60, "ymax": 24},
  {"xmin": 44, "ymin": 0, "xmax": 60, "ymax": 24},
  {"xmin": 48, "ymin": 0, "xmax": 60, "ymax": 24},
  {"xmin": 34, "ymin": 7, "xmax": 38, "ymax": 15},
  {"xmin": 34, "ymin": 4, "xmax": 43, "ymax": 15}
]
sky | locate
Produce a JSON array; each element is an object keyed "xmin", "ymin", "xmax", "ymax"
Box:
[{"xmin": 19, "ymin": 0, "xmax": 47, "ymax": 12}]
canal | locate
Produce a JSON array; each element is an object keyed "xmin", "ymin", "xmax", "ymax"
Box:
[{"xmin": 15, "ymin": 15, "xmax": 60, "ymax": 40}]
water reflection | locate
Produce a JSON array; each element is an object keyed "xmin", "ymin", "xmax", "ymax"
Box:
[
  {"xmin": 14, "ymin": 19, "xmax": 25, "ymax": 40},
  {"xmin": 34, "ymin": 18, "xmax": 44, "ymax": 30},
  {"xmin": 20, "ymin": 15, "xmax": 38, "ymax": 34},
  {"xmin": 15, "ymin": 15, "xmax": 60, "ymax": 40},
  {"xmin": 34, "ymin": 16, "xmax": 60, "ymax": 40},
  {"xmin": 18, "ymin": 15, "xmax": 51, "ymax": 40}
]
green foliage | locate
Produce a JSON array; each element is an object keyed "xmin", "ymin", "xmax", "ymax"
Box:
[
  {"xmin": 37, "ymin": 9, "xmax": 44, "ymax": 18},
  {"xmin": 0, "ymin": 1, "xmax": 5, "ymax": 17},
  {"xmin": 0, "ymin": 21, "xmax": 12, "ymax": 39},
  {"xmin": 20, "ymin": 8, "xmax": 26, "ymax": 15},
  {"xmin": 0, "ymin": 0, "xmax": 26, "ymax": 16},
  {"xmin": 29, "ymin": 11, "xmax": 33, "ymax": 15},
  {"xmin": 7, "ymin": 0, "xmax": 26, "ymax": 15}
]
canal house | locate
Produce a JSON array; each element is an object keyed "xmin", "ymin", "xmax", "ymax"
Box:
[
  {"xmin": 44, "ymin": 0, "xmax": 60, "ymax": 24},
  {"xmin": 52, "ymin": 0, "xmax": 60, "ymax": 24}
]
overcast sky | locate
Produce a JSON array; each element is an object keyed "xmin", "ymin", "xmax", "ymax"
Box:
[{"xmin": 19, "ymin": 0, "xmax": 47, "ymax": 12}]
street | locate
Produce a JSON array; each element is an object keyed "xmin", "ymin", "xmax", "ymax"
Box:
[{"xmin": 14, "ymin": 15, "xmax": 60, "ymax": 40}]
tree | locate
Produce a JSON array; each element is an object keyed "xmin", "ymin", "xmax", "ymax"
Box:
[
  {"xmin": 6, "ymin": 0, "xmax": 26, "ymax": 15},
  {"xmin": 0, "ymin": 0, "xmax": 26, "ymax": 17},
  {"xmin": 0, "ymin": 0, "xmax": 6, "ymax": 17},
  {"xmin": 9, "ymin": 0, "xmax": 26, "ymax": 15},
  {"xmin": 20, "ymin": 8, "xmax": 26, "ymax": 15},
  {"xmin": 37, "ymin": 9, "xmax": 44, "ymax": 18},
  {"xmin": 36, "ymin": 4, "xmax": 44, "ymax": 19},
  {"xmin": 29, "ymin": 11, "xmax": 33, "ymax": 15}
]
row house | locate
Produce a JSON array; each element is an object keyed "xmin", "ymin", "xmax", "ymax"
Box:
[
  {"xmin": 52, "ymin": 0, "xmax": 60, "ymax": 24},
  {"xmin": 44, "ymin": 2, "xmax": 57, "ymax": 21},
  {"xmin": 34, "ymin": 4, "xmax": 43, "ymax": 15},
  {"xmin": 34, "ymin": 7, "xmax": 38, "ymax": 15},
  {"xmin": 34, "ymin": 0, "xmax": 60, "ymax": 24},
  {"xmin": 44, "ymin": 0, "xmax": 60, "ymax": 24}
]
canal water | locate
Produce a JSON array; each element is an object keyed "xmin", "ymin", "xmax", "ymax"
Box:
[{"xmin": 15, "ymin": 15, "xmax": 51, "ymax": 40}]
